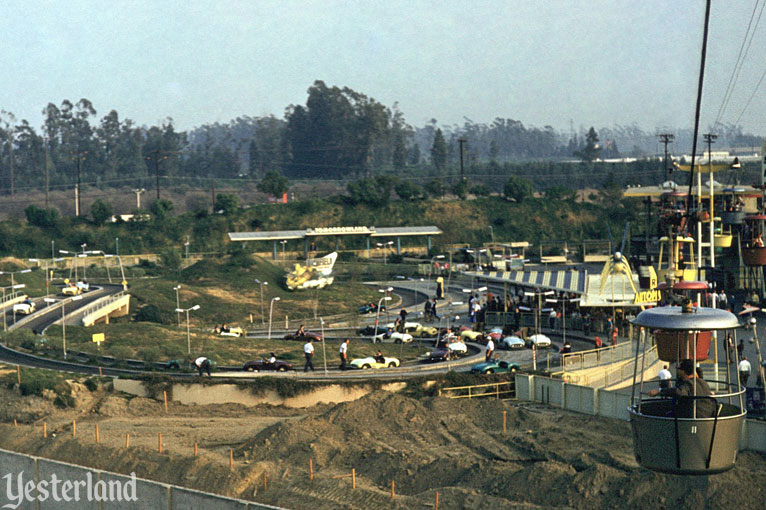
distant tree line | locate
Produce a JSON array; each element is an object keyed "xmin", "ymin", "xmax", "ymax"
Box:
[{"xmin": 0, "ymin": 81, "xmax": 762, "ymax": 203}]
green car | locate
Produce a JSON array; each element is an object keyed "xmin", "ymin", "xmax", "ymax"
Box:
[{"xmin": 470, "ymin": 360, "xmax": 520, "ymax": 374}]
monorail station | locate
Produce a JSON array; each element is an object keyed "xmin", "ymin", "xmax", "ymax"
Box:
[{"xmin": 228, "ymin": 225, "xmax": 443, "ymax": 259}]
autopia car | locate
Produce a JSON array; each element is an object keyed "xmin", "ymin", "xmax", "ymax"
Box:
[
  {"xmin": 470, "ymin": 359, "xmax": 520, "ymax": 374},
  {"xmin": 349, "ymin": 356, "xmax": 400, "ymax": 369},
  {"xmin": 242, "ymin": 358, "xmax": 292, "ymax": 372},
  {"xmin": 372, "ymin": 330, "xmax": 413, "ymax": 344},
  {"xmin": 501, "ymin": 335, "xmax": 525, "ymax": 350},
  {"xmin": 527, "ymin": 334, "xmax": 552, "ymax": 349}
]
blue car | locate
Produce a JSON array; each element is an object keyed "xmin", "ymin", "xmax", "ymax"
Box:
[{"xmin": 470, "ymin": 360, "xmax": 520, "ymax": 374}]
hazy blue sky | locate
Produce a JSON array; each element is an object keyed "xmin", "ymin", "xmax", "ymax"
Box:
[{"xmin": 2, "ymin": 1, "xmax": 765, "ymax": 135}]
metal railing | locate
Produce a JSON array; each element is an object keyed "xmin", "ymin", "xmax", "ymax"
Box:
[
  {"xmin": 439, "ymin": 381, "xmax": 515, "ymax": 399},
  {"xmin": 78, "ymin": 290, "xmax": 128, "ymax": 317},
  {"xmin": 561, "ymin": 345, "xmax": 658, "ymax": 389},
  {"xmin": 560, "ymin": 341, "xmax": 635, "ymax": 371},
  {"xmin": 0, "ymin": 291, "xmax": 24, "ymax": 307}
]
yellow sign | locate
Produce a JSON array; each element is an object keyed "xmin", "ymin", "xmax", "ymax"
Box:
[
  {"xmin": 634, "ymin": 289, "xmax": 661, "ymax": 305},
  {"xmin": 92, "ymin": 333, "xmax": 105, "ymax": 345}
]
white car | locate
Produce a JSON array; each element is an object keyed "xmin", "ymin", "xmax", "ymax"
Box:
[
  {"xmin": 372, "ymin": 330, "xmax": 413, "ymax": 344},
  {"xmin": 527, "ymin": 334, "xmax": 552, "ymax": 349},
  {"xmin": 502, "ymin": 335, "xmax": 526, "ymax": 350},
  {"xmin": 444, "ymin": 340, "xmax": 467, "ymax": 355},
  {"xmin": 13, "ymin": 299, "xmax": 36, "ymax": 315}
]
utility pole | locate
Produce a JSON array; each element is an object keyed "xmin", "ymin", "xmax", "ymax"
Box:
[
  {"xmin": 70, "ymin": 147, "xmax": 88, "ymax": 216},
  {"xmin": 703, "ymin": 133, "xmax": 717, "ymax": 162},
  {"xmin": 132, "ymin": 188, "xmax": 145, "ymax": 209},
  {"xmin": 658, "ymin": 133, "xmax": 674, "ymax": 181},
  {"xmin": 458, "ymin": 138, "xmax": 467, "ymax": 181},
  {"xmin": 145, "ymin": 150, "xmax": 168, "ymax": 200},
  {"xmin": 44, "ymin": 138, "xmax": 50, "ymax": 208}
]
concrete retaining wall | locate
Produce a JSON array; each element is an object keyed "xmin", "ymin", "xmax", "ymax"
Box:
[
  {"xmin": 515, "ymin": 374, "xmax": 766, "ymax": 453},
  {"xmin": 0, "ymin": 448, "xmax": 286, "ymax": 509}
]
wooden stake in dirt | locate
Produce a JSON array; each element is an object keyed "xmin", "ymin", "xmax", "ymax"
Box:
[
  {"xmin": 163, "ymin": 391, "xmax": 168, "ymax": 413},
  {"xmin": 391, "ymin": 480, "xmax": 395, "ymax": 499},
  {"xmin": 229, "ymin": 449, "xmax": 233, "ymax": 470},
  {"xmin": 98, "ymin": 367, "xmax": 103, "ymax": 377},
  {"xmin": 95, "ymin": 424, "xmax": 100, "ymax": 444},
  {"xmin": 194, "ymin": 442, "xmax": 198, "ymax": 456},
  {"xmin": 125, "ymin": 433, "xmax": 130, "ymax": 449},
  {"xmin": 435, "ymin": 491, "xmax": 439, "ymax": 510},
  {"xmin": 158, "ymin": 433, "xmax": 162, "ymax": 453},
  {"xmin": 263, "ymin": 472, "xmax": 267, "ymax": 491},
  {"xmin": 73, "ymin": 420, "xmax": 76, "ymax": 438},
  {"xmin": 503, "ymin": 410, "xmax": 507, "ymax": 433},
  {"xmin": 43, "ymin": 422, "xmax": 47, "ymax": 438},
  {"xmin": 309, "ymin": 458, "xmax": 313, "ymax": 481},
  {"xmin": 352, "ymin": 468, "xmax": 356, "ymax": 489},
  {"xmin": 13, "ymin": 419, "xmax": 17, "ymax": 427},
  {"xmin": 17, "ymin": 365, "xmax": 21, "ymax": 385}
]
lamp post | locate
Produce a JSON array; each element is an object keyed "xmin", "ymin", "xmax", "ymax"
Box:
[
  {"xmin": 80, "ymin": 243, "xmax": 88, "ymax": 280},
  {"xmin": 115, "ymin": 237, "xmax": 119, "ymax": 256},
  {"xmin": 255, "ymin": 279, "xmax": 268, "ymax": 324},
  {"xmin": 175, "ymin": 304, "xmax": 201, "ymax": 355},
  {"xmin": 2, "ymin": 284, "xmax": 25, "ymax": 331},
  {"xmin": 280, "ymin": 240, "xmax": 287, "ymax": 260},
  {"xmin": 319, "ymin": 317, "xmax": 328, "ymax": 374},
  {"xmin": 376, "ymin": 241, "xmax": 393, "ymax": 265},
  {"xmin": 268, "ymin": 297, "xmax": 280, "ymax": 340},
  {"xmin": 59, "ymin": 294, "xmax": 82, "ymax": 359},
  {"xmin": 173, "ymin": 285, "xmax": 182, "ymax": 327},
  {"xmin": 440, "ymin": 301, "xmax": 463, "ymax": 345},
  {"xmin": 0, "ymin": 269, "xmax": 32, "ymax": 289},
  {"xmin": 373, "ymin": 295, "xmax": 393, "ymax": 337},
  {"xmin": 523, "ymin": 289, "xmax": 555, "ymax": 334},
  {"xmin": 51, "ymin": 240, "xmax": 55, "ymax": 260},
  {"xmin": 546, "ymin": 295, "xmax": 581, "ymax": 348},
  {"xmin": 428, "ymin": 255, "xmax": 445, "ymax": 283}
]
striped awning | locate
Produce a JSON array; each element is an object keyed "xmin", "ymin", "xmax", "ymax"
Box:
[{"xmin": 465, "ymin": 269, "xmax": 588, "ymax": 294}]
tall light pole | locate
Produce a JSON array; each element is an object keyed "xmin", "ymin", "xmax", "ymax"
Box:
[
  {"xmin": 280, "ymin": 240, "xmax": 287, "ymax": 260},
  {"xmin": 80, "ymin": 243, "xmax": 88, "ymax": 280},
  {"xmin": 546, "ymin": 295, "xmax": 580, "ymax": 348},
  {"xmin": 268, "ymin": 297, "xmax": 280, "ymax": 340},
  {"xmin": 378, "ymin": 287, "xmax": 393, "ymax": 326},
  {"xmin": 523, "ymin": 289, "xmax": 555, "ymax": 334},
  {"xmin": 59, "ymin": 295, "xmax": 82, "ymax": 359},
  {"xmin": 0, "ymin": 269, "xmax": 32, "ymax": 289},
  {"xmin": 115, "ymin": 237, "xmax": 119, "ymax": 256},
  {"xmin": 319, "ymin": 317, "xmax": 328, "ymax": 374},
  {"xmin": 441, "ymin": 301, "xmax": 464, "ymax": 345},
  {"xmin": 429, "ymin": 255, "xmax": 445, "ymax": 283},
  {"xmin": 173, "ymin": 285, "xmax": 182, "ymax": 327},
  {"xmin": 374, "ymin": 295, "xmax": 393, "ymax": 336},
  {"xmin": 255, "ymin": 279, "xmax": 268, "ymax": 324},
  {"xmin": 2, "ymin": 284, "xmax": 25, "ymax": 331},
  {"xmin": 376, "ymin": 241, "xmax": 393, "ymax": 265},
  {"xmin": 175, "ymin": 304, "xmax": 201, "ymax": 355}
]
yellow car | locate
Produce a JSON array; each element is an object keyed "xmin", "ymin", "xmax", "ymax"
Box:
[{"xmin": 61, "ymin": 284, "xmax": 82, "ymax": 296}]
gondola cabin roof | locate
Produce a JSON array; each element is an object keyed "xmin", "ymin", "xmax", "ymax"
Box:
[{"xmin": 633, "ymin": 306, "xmax": 739, "ymax": 330}]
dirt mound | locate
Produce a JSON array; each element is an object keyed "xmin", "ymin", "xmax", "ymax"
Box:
[{"xmin": 2, "ymin": 386, "xmax": 766, "ymax": 509}]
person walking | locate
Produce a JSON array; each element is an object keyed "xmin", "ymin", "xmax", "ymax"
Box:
[
  {"xmin": 194, "ymin": 356, "xmax": 211, "ymax": 377},
  {"xmin": 549, "ymin": 309, "xmax": 557, "ymax": 329},
  {"xmin": 303, "ymin": 338, "xmax": 315, "ymax": 372},
  {"xmin": 658, "ymin": 364, "xmax": 672, "ymax": 389},
  {"xmin": 339, "ymin": 338, "xmax": 349, "ymax": 371},
  {"xmin": 739, "ymin": 357, "xmax": 752, "ymax": 387},
  {"xmin": 431, "ymin": 298, "xmax": 440, "ymax": 320},
  {"xmin": 737, "ymin": 339, "xmax": 745, "ymax": 359},
  {"xmin": 485, "ymin": 337, "xmax": 495, "ymax": 362},
  {"xmin": 423, "ymin": 299, "xmax": 432, "ymax": 323},
  {"xmin": 726, "ymin": 333, "xmax": 735, "ymax": 364}
]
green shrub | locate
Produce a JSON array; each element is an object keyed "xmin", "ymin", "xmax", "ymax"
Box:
[
  {"xmin": 134, "ymin": 304, "xmax": 173, "ymax": 325},
  {"xmin": 110, "ymin": 345, "xmax": 132, "ymax": 359},
  {"xmin": 138, "ymin": 347, "xmax": 161, "ymax": 362}
]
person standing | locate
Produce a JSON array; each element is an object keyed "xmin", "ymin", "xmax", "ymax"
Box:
[
  {"xmin": 339, "ymin": 338, "xmax": 349, "ymax": 371},
  {"xmin": 303, "ymin": 339, "xmax": 315, "ymax": 372},
  {"xmin": 423, "ymin": 299, "xmax": 432, "ymax": 323},
  {"xmin": 549, "ymin": 309, "xmax": 557, "ymax": 329},
  {"xmin": 194, "ymin": 356, "xmax": 211, "ymax": 377},
  {"xmin": 485, "ymin": 337, "xmax": 495, "ymax": 362},
  {"xmin": 431, "ymin": 298, "xmax": 440, "ymax": 320},
  {"xmin": 399, "ymin": 308, "xmax": 408, "ymax": 326},
  {"xmin": 726, "ymin": 334, "xmax": 735, "ymax": 364},
  {"xmin": 658, "ymin": 364, "xmax": 672, "ymax": 389},
  {"xmin": 739, "ymin": 357, "xmax": 752, "ymax": 387},
  {"xmin": 737, "ymin": 339, "xmax": 745, "ymax": 359}
]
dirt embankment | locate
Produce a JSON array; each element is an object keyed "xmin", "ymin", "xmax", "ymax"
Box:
[{"xmin": 1, "ymin": 382, "xmax": 765, "ymax": 509}]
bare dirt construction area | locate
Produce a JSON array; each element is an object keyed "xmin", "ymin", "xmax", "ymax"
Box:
[{"xmin": 1, "ymin": 380, "xmax": 765, "ymax": 510}]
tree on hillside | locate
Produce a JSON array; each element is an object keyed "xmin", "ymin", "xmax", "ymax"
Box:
[
  {"xmin": 214, "ymin": 193, "xmax": 238, "ymax": 215},
  {"xmin": 574, "ymin": 127, "xmax": 600, "ymax": 162},
  {"xmin": 409, "ymin": 143, "xmax": 421, "ymax": 165},
  {"xmin": 258, "ymin": 170, "xmax": 289, "ymax": 197},
  {"xmin": 90, "ymin": 199, "xmax": 113, "ymax": 225},
  {"xmin": 347, "ymin": 176, "xmax": 393, "ymax": 207},
  {"xmin": 431, "ymin": 129, "xmax": 447, "ymax": 171},
  {"xmin": 150, "ymin": 199, "xmax": 174, "ymax": 220},
  {"xmin": 503, "ymin": 176, "xmax": 534, "ymax": 203},
  {"xmin": 24, "ymin": 205, "xmax": 59, "ymax": 228}
]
